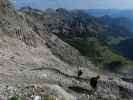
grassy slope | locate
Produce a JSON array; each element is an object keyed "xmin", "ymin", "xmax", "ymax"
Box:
[
  {"xmin": 66, "ymin": 37, "xmax": 133, "ymax": 71},
  {"xmin": 113, "ymin": 38, "xmax": 133, "ymax": 60}
]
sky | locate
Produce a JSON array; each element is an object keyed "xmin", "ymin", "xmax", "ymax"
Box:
[{"xmin": 11, "ymin": 0, "xmax": 133, "ymax": 10}]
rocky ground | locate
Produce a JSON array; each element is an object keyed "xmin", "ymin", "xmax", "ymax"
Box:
[{"xmin": 0, "ymin": 0, "xmax": 132, "ymax": 100}]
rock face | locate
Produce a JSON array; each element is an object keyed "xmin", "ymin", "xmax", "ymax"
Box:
[
  {"xmin": 0, "ymin": 0, "xmax": 94, "ymax": 99},
  {"xmin": 0, "ymin": 0, "xmax": 9, "ymax": 6},
  {"xmin": 0, "ymin": 0, "xmax": 132, "ymax": 100}
]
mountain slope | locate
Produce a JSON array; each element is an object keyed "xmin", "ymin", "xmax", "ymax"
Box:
[
  {"xmin": 97, "ymin": 15, "xmax": 133, "ymax": 38},
  {"xmin": 0, "ymin": 1, "xmax": 98, "ymax": 99},
  {"xmin": 113, "ymin": 38, "xmax": 133, "ymax": 60},
  {"xmin": 0, "ymin": 0, "xmax": 96, "ymax": 87},
  {"xmin": 0, "ymin": 1, "xmax": 133, "ymax": 99},
  {"xmin": 20, "ymin": 7, "xmax": 133, "ymax": 70}
]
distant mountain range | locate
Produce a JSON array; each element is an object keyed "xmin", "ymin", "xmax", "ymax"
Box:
[
  {"xmin": 86, "ymin": 9, "xmax": 133, "ymax": 61},
  {"xmin": 19, "ymin": 7, "xmax": 133, "ymax": 72},
  {"xmin": 86, "ymin": 9, "xmax": 133, "ymax": 21}
]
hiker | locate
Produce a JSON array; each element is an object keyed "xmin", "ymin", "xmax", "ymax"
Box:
[
  {"xmin": 77, "ymin": 69, "xmax": 83, "ymax": 80},
  {"xmin": 90, "ymin": 75, "xmax": 100, "ymax": 91}
]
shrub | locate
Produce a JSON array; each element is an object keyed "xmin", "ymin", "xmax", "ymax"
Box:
[
  {"xmin": 8, "ymin": 96, "xmax": 20, "ymax": 100},
  {"xmin": 44, "ymin": 95, "xmax": 55, "ymax": 100}
]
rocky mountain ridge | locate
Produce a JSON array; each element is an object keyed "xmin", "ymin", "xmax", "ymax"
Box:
[
  {"xmin": 20, "ymin": 7, "xmax": 133, "ymax": 71},
  {"xmin": 0, "ymin": 0, "xmax": 132, "ymax": 99}
]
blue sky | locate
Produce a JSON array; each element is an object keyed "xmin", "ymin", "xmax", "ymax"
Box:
[{"xmin": 11, "ymin": 0, "xmax": 133, "ymax": 10}]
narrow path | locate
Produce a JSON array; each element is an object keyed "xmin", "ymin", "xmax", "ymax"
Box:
[
  {"xmin": 31, "ymin": 67, "xmax": 90, "ymax": 82},
  {"xmin": 30, "ymin": 67, "xmax": 133, "ymax": 99}
]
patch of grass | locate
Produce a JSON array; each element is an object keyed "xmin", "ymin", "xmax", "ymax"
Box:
[
  {"xmin": 103, "ymin": 96, "xmax": 112, "ymax": 100},
  {"xmin": 67, "ymin": 38, "xmax": 103, "ymax": 65},
  {"xmin": 44, "ymin": 95, "xmax": 55, "ymax": 100},
  {"xmin": 8, "ymin": 96, "xmax": 20, "ymax": 100}
]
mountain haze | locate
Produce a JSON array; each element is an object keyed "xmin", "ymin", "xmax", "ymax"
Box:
[{"xmin": 87, "ymin": 9, "xmax": 133, "ymax": 21}]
